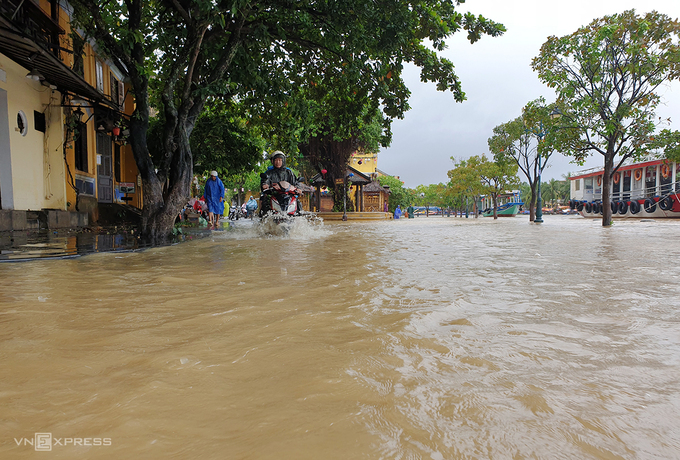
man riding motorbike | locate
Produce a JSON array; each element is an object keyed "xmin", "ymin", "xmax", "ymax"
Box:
[{"xmin": 260, "ymin": 151, "xmax": 299, "ymax": 216}]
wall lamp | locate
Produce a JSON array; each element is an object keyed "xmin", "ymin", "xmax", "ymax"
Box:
[
  {"xmin": 26, "ymin": 69, "xmax": 44, "ymax": 81},
  {"xmin": 70, "ymin": 105, "xmax": 95, "ymax": 124}
]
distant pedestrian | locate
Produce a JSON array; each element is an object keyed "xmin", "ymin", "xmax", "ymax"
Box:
[
  {"xmin": 407, "ymin": 204, "xmax": 415, "ymax": 219},
  {"xmin": 384, "ymin": 202, "xmax": 388, "ymax": 213},
  {"xmin": 204, "ymin": 171, "xmax": 225, "ymax": 228},
  {"xmin": 394, "ymin": 205, "xmax": 402, "ymax": 219}
]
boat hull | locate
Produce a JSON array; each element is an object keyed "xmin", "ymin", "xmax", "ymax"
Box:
[{"xmin": 482, "ymin": 204, "xmax": 520, "ymax": 217}]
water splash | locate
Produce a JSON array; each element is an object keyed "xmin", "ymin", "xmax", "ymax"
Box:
[{"xmin": 216, "ymin": 213, "xmax": 331, "ymax": 240}]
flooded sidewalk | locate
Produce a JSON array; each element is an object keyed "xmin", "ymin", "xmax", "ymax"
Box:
[
  {"xmin": 0, "ymin": 229, "xmax": 142, "ymax": 261},
  {"xmin": 0, "ymin": 224, "xmax": 228, "ymax": 262}
]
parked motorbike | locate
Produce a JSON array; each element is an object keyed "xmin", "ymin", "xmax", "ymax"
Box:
[{"xmin": 228, "ymin": 205, "xmax": 246, "ymax": 221}]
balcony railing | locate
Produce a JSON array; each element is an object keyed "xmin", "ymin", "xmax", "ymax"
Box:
[
  {"xmin": 0, "ymin": 0, "xmax": 64, "ymax": 59},
  {"xmin": 591, "ymin": 182, "xmax": 679, "ymax": 201}
]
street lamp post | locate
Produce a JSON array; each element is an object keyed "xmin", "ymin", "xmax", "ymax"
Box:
[
  {"xmin": 535, "ymin": 146, "xmax": 544, "ymax": 223},
  {"xmin": 342, "ymin": 173, "xmax": 354, "ymax": 221},
  {"xmin": 342, "ymin": 176, "xmax": 347, "ymax": 221}
]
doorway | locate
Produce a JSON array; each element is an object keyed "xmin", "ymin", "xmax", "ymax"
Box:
[
  {"xmin": 0, "ymin": 88, "xmax": 13, "ymax": 210},
  {"xmin": 97, "ymin": 132, "xmax": 113, "ymax": 203}
]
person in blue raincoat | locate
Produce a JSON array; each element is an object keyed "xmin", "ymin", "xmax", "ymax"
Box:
[
  {"xmin": 204, "ymin": 171, "xmax": 225, "ymax": 227},
  {"xmin": 394, "ymin": 205, "xmax": 402, "ymax": 219},
  {"xmin": 245, "ymin": 196, "xmax": 258, "ymax": 218}
]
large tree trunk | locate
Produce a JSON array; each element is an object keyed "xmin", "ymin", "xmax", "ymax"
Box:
[
  {"xmin": 529, "ymin": 180, "xmax": 537, "ymax": 222},
  {"xmin": 300, "ymin": 133, "xmax": 359, "ymax": 212},
  {"xmin": 129, "ymin": 108, "xmax": 194, "ymax": 243},
  {"xmin": 601, "ymin": 152, "xmax": 614, "ymax": 227},
  {"xmin": 77, "ymin": 0, "xmax": 243, "ymax": 243},
  {"xmin": 140, "ymin": 168, "xmax": 192, "ymax": 243}
]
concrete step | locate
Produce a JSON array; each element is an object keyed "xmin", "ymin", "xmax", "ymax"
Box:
[
  {"xmin": 26, "ymin": 211, "xmax": 43, "ymax": 230},
  {"xmin": 316, "ymin": 212, "xmax": 392, "ymax": 221},
  {"xmin": 0, "ymin": 210, "xmax": 88, "ymax": 231}
]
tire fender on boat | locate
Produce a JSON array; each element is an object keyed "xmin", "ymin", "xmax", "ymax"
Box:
[
  {"xmin": 659, "ymin": 196, "xmax": 674, "ymax": 211},
  {"xmin": 644, "ymin": 198, "xmax": 656, "ymax": 213},
  {"xmin": 630, "ymin": 200, "xmax": 641, "ymax": 214},
  {"xmin": 584, "ymin": 202, "xmax": 592, "ymax": 213},
  {"xmin": 610, "ymin": 201, "xmax": 617, "ymax": 213},
  {"xmin": 577, "ymin": 201, "xmax": 584, "ymax": 212},
  {"xmin": 618, "ymin": 201, "xmax": 628, "ymax": 214}
]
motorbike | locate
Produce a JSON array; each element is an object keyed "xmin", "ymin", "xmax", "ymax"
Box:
[
  {"xmin": 259, "ymin": 179, "xmax": 302, "ymax": 223},
  {"xmin": 228, "ymin": 205, "xmax": 246, "ymax": 220}
]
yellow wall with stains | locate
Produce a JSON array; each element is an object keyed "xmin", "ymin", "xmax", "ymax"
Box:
[{"xmin": 0, "ymin": 54, "xmax": 66, "ymax": 211}]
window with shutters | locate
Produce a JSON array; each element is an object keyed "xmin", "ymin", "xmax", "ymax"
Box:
[
  {"xmin": 96, "ymin": 61, "xmax": 104, "ymax": 92},
  {"xmin": 110, "ymin": 72, "xmax": 119, "ymax": 105},
  {"xmin": 118, "ymin": 80, "xmax": 125, "ymax": 108},
  {"xmin": 74, "ymin": 122, "xmax": 88, "ymax": 172},
  {"xmin": 72, "ymin": 33, "xmax": 85, "ymax": 77},
  {"xmin": 114, "ymin": 143, "xmax": 121, "ymax": 182}
]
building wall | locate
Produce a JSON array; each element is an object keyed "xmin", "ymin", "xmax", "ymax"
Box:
[
  {"xmin": 0, "ymin": 84, "xmax": 12, "ymax": 209},
  {"xmin": 349, "ymin": 151, "xmax": 378, "ymax": 175},
  {"xmin": 0, "ymin": 54, "xmax": 66, "ymax": 211},
  {"xmin": 120, "ymin": 143, "xmax": 142, "ymax": 208},
  {"xmin": 1, "ymin": 0, "xmax": 143, "ymax": 221},
  {"xmin": 54, "ymin": 2, "xmax": 141, "ymax": 215}
]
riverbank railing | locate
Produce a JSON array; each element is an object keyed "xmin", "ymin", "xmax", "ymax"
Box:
[{"xmin": 591, "ymin": 181, "xmax": 678, "ymax": 202}]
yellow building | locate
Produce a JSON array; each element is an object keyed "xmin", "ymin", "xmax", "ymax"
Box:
[
  {"xmin": 0, "ymin": 0, "xmax": 140, "ymax": 230},
  {"xmin": 347, "ymin": 149, "xmax": 397, "ymax": 181},
  {"xmin": 348, "ymin": 150, "xmax": 378, "ymax": 176}
]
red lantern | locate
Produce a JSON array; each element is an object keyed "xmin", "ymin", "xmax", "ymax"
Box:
[
  {"xmin": 321, "ymin": 169, "xmax": 327, "ymax": 175},
  {"xmin": 112, "ymin": 126, "xmax": 121, "ymax": 136}
]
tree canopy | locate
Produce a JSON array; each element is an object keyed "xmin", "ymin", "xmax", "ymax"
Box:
[
  {"xmin": 378, "ymin": 175, "xmax": 409, "ymax": 213},
  {"xmin": 447, "ymin": 156, "xmax": 484, "ymax": 213},
  {"xmin": 70, "ymin": 0, "xmax": 505, "ymax": 239},
  {"xmin": 532, "ymin": 9, "xmax": 680, "ymax": 226},
  {"xmin": 448, "ymin": 155, "xmax": 519, "ymax": 218},
  {"xmin": 488, "ymin": 97, "xmax": 561, "ymax": 221}
]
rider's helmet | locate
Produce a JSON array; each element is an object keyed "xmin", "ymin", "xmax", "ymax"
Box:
[{"xmin": 270, "ymin": 151, "xmax": 286, "ymax": 167}]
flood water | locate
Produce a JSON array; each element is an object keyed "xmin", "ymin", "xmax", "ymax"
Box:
[{"xmin": 1, "ymin": 216, "xmax": 679, "ymax": 459}]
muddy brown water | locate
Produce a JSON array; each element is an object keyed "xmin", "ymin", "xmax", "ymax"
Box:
[{"xmin": 1, "ymin": 216, "xmax": 679, "ymax": 459}]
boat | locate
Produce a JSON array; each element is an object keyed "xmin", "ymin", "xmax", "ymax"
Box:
[
  {"xmin": 569, "ymin": 158, "xmax": 680, "ymax": 218},
  {"xmin": 480, "ymin": 191, "xmax": 523, "ymax": 217}
]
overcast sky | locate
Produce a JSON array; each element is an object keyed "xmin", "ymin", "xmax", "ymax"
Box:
[{"xmin": 379, "ymin": 0, "xmax": 680, "ymax": 188}]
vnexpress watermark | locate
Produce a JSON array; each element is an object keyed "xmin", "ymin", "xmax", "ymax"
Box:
[{"xmin": 14, "ymin": 433, "xmax": 112, "ymax": 451}]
